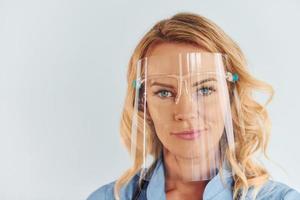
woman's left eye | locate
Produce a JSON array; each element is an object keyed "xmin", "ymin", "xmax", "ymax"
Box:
[{"xmin": 197, "ymin": 86, "xmax": 215, "ymax": 96}]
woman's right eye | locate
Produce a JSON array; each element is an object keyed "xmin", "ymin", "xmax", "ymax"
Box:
[{"xmin": 155, "ymin": 90, "xmax": 174, "ymax": 98}]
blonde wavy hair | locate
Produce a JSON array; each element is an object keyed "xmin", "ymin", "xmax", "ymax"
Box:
[{"xmin": 114, "ymin": 12, "xmax": 274, "ymax": 200}]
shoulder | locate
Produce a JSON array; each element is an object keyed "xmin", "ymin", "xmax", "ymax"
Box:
[
  {"xmin": 86, "ymin": 175, "xmax": 141, "ymax": 200},
  {"xmin": 250, "ymin": 180, "xmax": 300, "ymax": 200},
  {"xmin": 87, "ymin": 181, "xmax": 115, "ymax": 200}
]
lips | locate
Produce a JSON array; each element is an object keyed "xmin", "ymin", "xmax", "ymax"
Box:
[{"xmin": 171, "ymin": 129, "xmax": 206, "ymax": 140}]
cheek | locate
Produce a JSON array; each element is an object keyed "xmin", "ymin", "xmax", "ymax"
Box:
[
  {"xmin": 147, "ymin": 98, "xmax": 174, "ymax": 123},
  {"xmin": 207, "ymin": 115, "xmax": 225, "ymax": 142},
  {"xmin": 148, "ymin": 109, "xmax": 169, "ymax": 137},
  {"xmin": 146, "ymin": 103, "xmax": 171, "ymax": 143}
]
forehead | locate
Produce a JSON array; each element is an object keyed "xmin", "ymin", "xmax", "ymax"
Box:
[
  {"xmin": 147, "ymin": 42, "xmax": 205, "ymax": 56},
  {"xmin": 145, "ymin": 43, "xmax": 219, "ymax": 76}
]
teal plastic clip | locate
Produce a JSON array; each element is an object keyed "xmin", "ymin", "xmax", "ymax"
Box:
[
  {"xmin": 226, "ymin": 72, "xmax": 239, "ymax": 83},
  {"xmin": 132, "ymin": 79, "xmax": 141, "ymax": 89},
  {"xmin": 232, "ymin": 73, "xmax": 239, "ymax": 82}
]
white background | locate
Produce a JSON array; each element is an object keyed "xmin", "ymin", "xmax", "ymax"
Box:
[{"xmin": 0, "ymin": 0, "xmax": 299, "ymax": 199}]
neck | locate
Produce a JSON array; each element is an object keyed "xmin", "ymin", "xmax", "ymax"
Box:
[{"xmin": 163, "ymin": 148, "xmax": 210, "ymax": 199}]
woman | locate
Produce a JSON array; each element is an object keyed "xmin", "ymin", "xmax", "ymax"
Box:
[{"xmin": 87, "ymin": 13, "xmax": 300, "ymax": 200}]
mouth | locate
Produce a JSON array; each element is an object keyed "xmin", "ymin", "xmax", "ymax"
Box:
[{"xmin": 171, "ymin": 129, "xmax": 206, "ymax": 140}]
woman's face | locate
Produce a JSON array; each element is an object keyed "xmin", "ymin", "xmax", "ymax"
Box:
[{"xmin": 144, "ymin": 43, "xmax": 227, "ymax": 160}]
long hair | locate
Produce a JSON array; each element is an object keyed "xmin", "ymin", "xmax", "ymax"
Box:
[{"xmin": 114, "ymin": 12, "xmax": 274, "ymax": 200}]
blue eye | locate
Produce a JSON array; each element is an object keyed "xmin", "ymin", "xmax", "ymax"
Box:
[
  {"xmin": 155, "ymin": 90, "xmax": 173, "ymax": 98},
  {"xmin": 197, "ymin": 87, "xmax": 215, "ymax": 96}
]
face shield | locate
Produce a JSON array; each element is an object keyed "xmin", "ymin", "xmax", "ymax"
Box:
[{"xmin": 131, "ymin": 52, "xmax": 238, "ymax": 182}]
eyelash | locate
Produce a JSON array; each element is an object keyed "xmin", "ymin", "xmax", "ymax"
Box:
[
  {"xmin": 154, "ymin": 90, "xmax": 175, "ymax": 98},
  {"xmin": 154, "ymin": 86, "xmax": 216, "ymax": 98},
  {"xmin": 196, "ymin": 86, "xmax": 216, "ymax": 96}
]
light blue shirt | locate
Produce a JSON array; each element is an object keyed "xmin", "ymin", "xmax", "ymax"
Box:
[{"xmin": 87, "ymin": 157, "xmax": 300, "ymax": 199}]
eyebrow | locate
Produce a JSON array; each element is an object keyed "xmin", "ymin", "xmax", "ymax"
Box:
[
  {"xmin": 150, "ymin": 77, "xmax": 217, "ymax": 88},
  {"xmin": 150, "ymin": 82, "xmax": 175, "ymax": 89},
  {"xmin": 192, "ymin": 77, "xmax": 217, "ymax": 87}
]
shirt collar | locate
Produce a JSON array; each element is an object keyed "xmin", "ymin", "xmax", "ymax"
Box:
[{"xmin": 146, "ymin": 156, "xmax": 234, "ymax": 200}]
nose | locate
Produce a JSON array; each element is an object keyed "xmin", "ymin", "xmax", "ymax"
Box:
[{"xmin": 174, "ymin": 92, "xmax": 198, "ymax": 121}]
